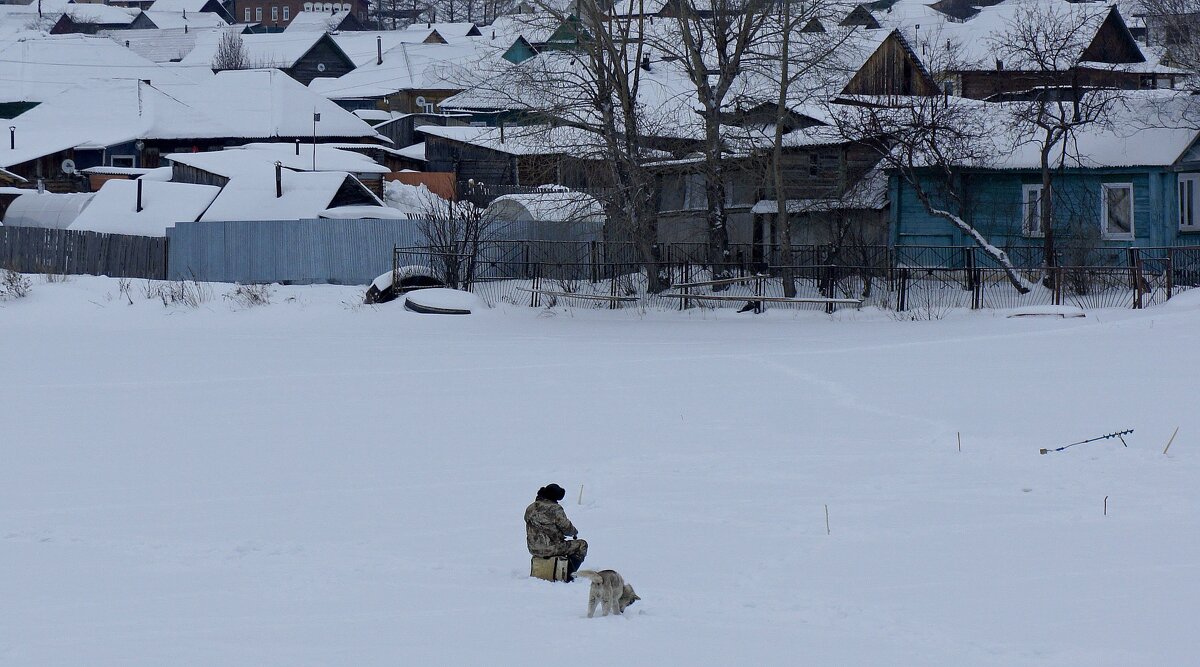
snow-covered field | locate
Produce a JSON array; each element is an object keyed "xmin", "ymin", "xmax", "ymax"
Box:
[{"xmin": 3, "ymin": 276, "xmax": 1198, "ymax": 666}]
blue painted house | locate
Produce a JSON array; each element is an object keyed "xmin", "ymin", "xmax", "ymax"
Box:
[{"xmin": 890, "ymin": 97, "xmax": 1200, "ymax": 265}]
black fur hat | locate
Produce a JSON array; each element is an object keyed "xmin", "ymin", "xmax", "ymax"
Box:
[{"xmin": 537, "ymin": 483, "xmax": 566, "ymax": 501}]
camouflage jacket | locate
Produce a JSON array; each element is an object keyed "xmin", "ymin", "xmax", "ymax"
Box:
[{"xmin": 524, "ymin": 498, "xmax": 578, "ymax": 557}]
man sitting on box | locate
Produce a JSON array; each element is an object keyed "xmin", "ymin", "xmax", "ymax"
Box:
[{"xmin": 525, "ymin": 483, "xmax": 587, "ymax": 580}]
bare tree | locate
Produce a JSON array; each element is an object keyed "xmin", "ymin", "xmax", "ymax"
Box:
[
  {"xmin": 752, "ymin": 5, "xmax": 860, "ymax": 296},
  {"xmin": 1142, "ymin": 0, "xmax": 1200, "ymax": 75},
  {"xmin": 451, "ymin": 6, "xmax": 672, "ymax": 291},
  {"xmin": 833, "ymin": 95, "xmax": 1035, "ymax": 293},
  {"xmin": 990, "ymin": 2, "xmax": 1123, "ymax": 273},
  {"xmin": 212, "ymin": 30, "xmax": 251, "ymax": 71},
  {"xmin": 417, "ymin": 196, "xmax": 495, "ymax": 288},
  {"xmin": 654, "ymin": 0, "xmax": 774, "ymax": 279}
]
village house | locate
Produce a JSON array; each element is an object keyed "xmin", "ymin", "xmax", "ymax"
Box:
[
  {"xmin": 889, "ymin": 95, "xmax": 1200, "ymax": 263},
  {"xmin": 182, "ymin": 30, "xmax": 356, "ymax": 84},
  {"xmin": 0, "ymin": 70, "xmax": 380, "ymax": 190}
]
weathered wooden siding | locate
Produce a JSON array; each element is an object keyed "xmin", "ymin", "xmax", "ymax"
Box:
[
  {"xmin": 0, "ymin": 226, "xmax": 167, "ymax": 278},
  {"xmin": 424, "ymin": 136, "xmax": 518, "ymax": 184},
  {"xmin": 842, "ymin": 31, "xmax": 938, "ymax": 97},
  {"xmin": 287, "ymin": 38, "xmax": 355, "ymax": 86}
]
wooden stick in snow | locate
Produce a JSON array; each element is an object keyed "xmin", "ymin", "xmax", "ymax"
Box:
[
  {"xmin": 957, "ymin": 432, "xmax": 962, "ymax": 453},
  {"xmin": 825, "ymin": 504, "xmax": 830, "ymax": 535},
  {"xmin": 578, "ymin": 484, "xmax": 584, "ymax": 505},
  {"xmin": 1164, "ymin": 427, "xmax": 1180, "ymax": 455}
]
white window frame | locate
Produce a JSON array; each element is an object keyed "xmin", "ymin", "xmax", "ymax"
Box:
[
  {"xmin": 1101, "ymin": 183, "xmax": 1135, "ymax": 240},
  {"xmin": 1179, "ymin": 173, "xmax": 1200, "ymax": 231},
  {"xmin": 283, "ymin": 5, "xmax": 290, "ymax": 20},
  {"xmin": 255, "ymin": 7, "xmax": 262, "ymax": 21},
  {"xmin": 271, "ymin": 6, "xmax": 278, "ymax": 21},
  {"xmin": 1021, "ymin": 183, "xmax": 1047, "ymax": 237},
  {"xmin": 245, "ymin": 7, "xmax": 251, "ymax": 21}
]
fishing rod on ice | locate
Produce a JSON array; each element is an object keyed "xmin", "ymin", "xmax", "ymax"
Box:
[{"xmin": 1040, "ymin": 429, "xmax": 1133, "ymax": 455}]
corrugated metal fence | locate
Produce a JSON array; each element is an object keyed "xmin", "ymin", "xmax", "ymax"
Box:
[
  {"xmin": 166, "ymin": 218, "xmax": 441, "ymax": 285},
  {"xmin": 166, "ymin": 218, "xmax": 564, "ymax": 285},
  {"xmin": 0, "ymin": 226, "xmax": 168, "ymax": 279}
]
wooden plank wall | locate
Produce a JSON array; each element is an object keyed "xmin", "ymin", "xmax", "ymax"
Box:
[{"xmin": 0, "ymin": 227, "xmax": 168, "ymax": 279}]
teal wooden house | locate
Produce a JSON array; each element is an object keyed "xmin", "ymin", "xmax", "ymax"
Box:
[{"xmin": 889, "ymin": 99, "xmax": 1200, "ymax": 264}]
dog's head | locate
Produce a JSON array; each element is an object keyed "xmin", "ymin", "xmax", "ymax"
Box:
[{"xmin": 619, "ymin": 584, "xmax": 640, "ymax": 612}]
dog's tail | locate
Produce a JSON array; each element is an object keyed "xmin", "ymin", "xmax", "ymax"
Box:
[{"xmin": 573, "ymin": 569, "xmax": 602, "ymax": 582}]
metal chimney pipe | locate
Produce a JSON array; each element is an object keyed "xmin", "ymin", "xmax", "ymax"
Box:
[
  {"xmin": 275, "ymin": 161, "xmax": 282, "ymax": 198},
  {"xmin": 136, "ymin": 178, "xmax": 144, "ymax": 213},
  {"xmin": 8, "ymin": 126, "xmax": 14, "ymax": 150},
  {"xmin": 377, "ymin": 35, "xmax": 383, "ymax": 65},
  {"xmin": 295, "ymin": 139, "xmax": 300, "ymax": 155}
]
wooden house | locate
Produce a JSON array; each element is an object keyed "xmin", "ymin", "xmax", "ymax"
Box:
[
  {"xmin": 182, "ymin": 32, "xmax": 356, "ymax": 85},
  {"xmin": 51, "ymin": 8, "xmax": 158, "ymax": 34},
  {"xmin": 889, "ymin": 99, "xmax": 1200, "ymax": 262}
]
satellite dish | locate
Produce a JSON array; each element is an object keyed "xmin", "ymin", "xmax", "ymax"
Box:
[{"xmin": 60, "ymin": 159, "xmax": 76, "ymax": 174}]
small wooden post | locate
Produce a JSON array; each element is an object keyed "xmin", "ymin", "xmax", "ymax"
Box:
[
  {"xmin": 1104, "ymin": 496, "xmax": 1108, "ymax": 516},
  {"xmin": 578, "ymin": 484, "xmax": 584, "ymax": 505},
  {"xmin": 1164, "ymin": 427, "xmax": 1180, "ymax": 455},
  {"xmin": 957, "ymin": 432, "xmax": 962, "ymax": 453},
  {"xmin": 824, "ymin": 504, "xmax": 830, "ymax": 535}
]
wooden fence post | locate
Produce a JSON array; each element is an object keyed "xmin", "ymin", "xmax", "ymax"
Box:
[{"xmin": 898, "ymin": 267, "xmax": 909, "ymax": 312}]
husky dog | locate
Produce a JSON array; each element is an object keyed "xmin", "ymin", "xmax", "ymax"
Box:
[{"xmin": 575, "ymin": 569, "xmax": 640, "ymax": 617}]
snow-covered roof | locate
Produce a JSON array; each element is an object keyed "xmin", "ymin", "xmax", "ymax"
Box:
[
  {"xmin": 898, "ymin": 0, "xmax": 1129, "ymax": 72},
  {"xmin": 396, "ymin": 142, "xmax": 426, "ymax": 161},
  {"xmin": 61, "ymin": 5, "xmax": 143, "ymax": 26},
  {"xmin": 178, "ymin": 69, "xmax": 379, "ymax": 139},
  {"xmin": 319, "ymin": 205, "xmax": 412, "ymax": 219},
  {"xmin": 308, "ymin": 41, "xmax": 491, "ymax": 99},
  {"xmin": 283, "ymin": 11, "xmax": 349, "ymax": 32},
  {"xmin": 855, "ymin": 92, "xmax": 1200, "ymax": 171},
  {"xmin": 181, "ymin": 30, "xmax": 347, "ymax": 70},
  {"xmin": 0, "ymin": 34, "xmax": 206, "ymax": 104},
  {"xmin": 142, "ymin": 10, "xmax": 229, "ymax": 30},
  {"xmin": 68, "ymin": 179, "xmax": 219, "ymax": 236},
  {"xmin": 103, "ymin": 27, "xmax": 223, "ymax": 62},
  {"xmin": 330, "ymin": 30, "xmax": 452, "ymax": 66},
  {"xmin": 168, "ymin": 143, "xmax": 390, "ymax": 176},
  {"xmin": 424, "ymin": 22, "xmax": 482, "ymax": 38},
  {"xmin": 0, "ymin": 70, "xmax": 378, "ymax": 169},
  {"xmin": 415, "ymin": 124, "xmax": 571, "ymax": 156},
  {"xmin": 0, "ymin": 78, "xmax": 230, "ymax": 169},
  {"xmin": 198, "ymin": 169, "xmax": 380, "ymax": 221}
]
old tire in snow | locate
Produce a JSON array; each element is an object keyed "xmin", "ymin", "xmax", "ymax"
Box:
[{"xmin": 404, "ymin": 288, "xmax": 483, "ymax": 315}]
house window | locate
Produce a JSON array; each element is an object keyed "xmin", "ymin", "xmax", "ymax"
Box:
[
  {"xmin": 1180, "ymin": 174, "xmax": 1200, "ymax": 231},
  {"xmin": 1021, "ymin": 184, "xmax": 1047, "ymax": 237},
  {"xmin": 245, "ymin": 7, "xmax": 251, "ymax": 20},
  {"xmin": 683, "ymin": 173, "xmax": 706, "ymax": 210},
  {"xmin": 1101, "ymin": 183, "xmax": 1134, "ymax": 240},
  {"xmin": 271, "ymin": 6, "xmax": 278, "ymax": 21},
  {"xmin": 808, "ymin": 154, "xmax": 818, "ymax": 177},
  {"xmin": 283, "ymin": 5, "xmax": 290, "ymax": 20},
  {"xmin": 111, "ymin": 155, "xmax": 135, "ymax": 168},
  {"xmin": 255, "ymin": 7, "xmax": 262, "ymax": 21}
]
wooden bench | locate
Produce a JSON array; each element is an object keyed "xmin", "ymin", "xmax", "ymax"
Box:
[
  {"xmin": 660, "ymin": 293, "xmax": 864, "ymax": 313},
  {"xmin": 516, "ymin": 287, "xmax": 639, "ymax": 307}
]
